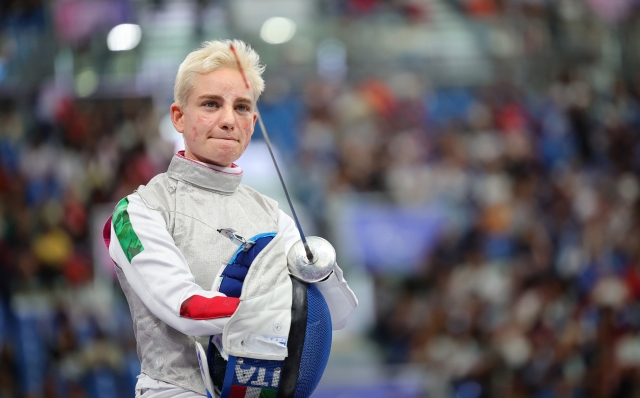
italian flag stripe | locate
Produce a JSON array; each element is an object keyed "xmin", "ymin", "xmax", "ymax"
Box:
[
  {"xmin": 113, "ymin": 197, "xmax": 144, "ymax": 261},
  {"xmin": 229, "ymin": 386, "xmax": 276, "ymax": 398},
  {"xmin": 259, "ymin": 389, "xmax": 276, "ymax": 398},
  {"xmin": 229, "ymin": 385, "xmax": 245, "ymax": 397}
]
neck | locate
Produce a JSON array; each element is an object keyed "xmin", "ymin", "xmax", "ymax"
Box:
[
  {"xmin": 176, "ymin": 151, "xmax": 241, "ymax": 174},
  {"xmin": 168, "ymin": 153, "xmax": 243, "ymax": 194},
  {"xmin": 183, "ymin": 148, "xmax": 231, "ymax": 168}
]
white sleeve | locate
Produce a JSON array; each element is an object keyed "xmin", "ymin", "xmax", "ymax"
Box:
[
  {"xmin": 278, "ymin": 209, "xmax": 303, "ymax": 255},
  {"xmin": 278, "ymin": 210, "xmax": 358, "ymax": 330},
  {"xmin": 109, "ymin": 194, "xmax": 230, "ymax": 336}
]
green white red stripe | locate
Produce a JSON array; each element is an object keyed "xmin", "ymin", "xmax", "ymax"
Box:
[{"xmin": 229, "ymin": 385, "xmax": 276, "ymax": 398}]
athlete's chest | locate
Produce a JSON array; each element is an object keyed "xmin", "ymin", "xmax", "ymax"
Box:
[{"xmin": 171, "ymin": 182, "xmax": 278, "ymax": 290}]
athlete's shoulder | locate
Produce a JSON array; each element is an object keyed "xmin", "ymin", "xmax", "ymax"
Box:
[
  {"xmin": 136, "ymin": 172, "xmax": 175, "ymax": 212},
  {"xmin": 237, "ymin": 183, "xmax": 279, "ymax": 214}
]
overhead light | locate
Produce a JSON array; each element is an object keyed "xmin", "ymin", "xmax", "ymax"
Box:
[
  {"xmin": 260, "ymin": 17, "xmax": 296, "ymax": 44},
  {"xmin": 107, "ymin": 24, "xmax": 142, "ymax": 51}
]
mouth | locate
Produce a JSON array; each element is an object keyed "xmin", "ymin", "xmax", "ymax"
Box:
[{"xmin": 209, "ymin": 136, "xmax": 239, "ymax": 142}]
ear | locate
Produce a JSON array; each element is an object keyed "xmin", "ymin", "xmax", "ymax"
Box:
[
  {"xmin": 251, "ymin": 113, "xmax": 257, "ymax": 135},
  {"xmin": 170, "ymin": 103, "xmax": 185, "ymax": 133}
]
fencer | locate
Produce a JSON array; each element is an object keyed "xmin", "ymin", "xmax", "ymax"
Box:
[{"xmin": 103, "ymin": 40, "xmax": 358, "ymax": 398}]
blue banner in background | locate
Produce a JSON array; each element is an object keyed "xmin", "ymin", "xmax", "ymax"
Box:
[{"xmin": 341, "ymin": 204, "xmax": 446, "ymax": 275}]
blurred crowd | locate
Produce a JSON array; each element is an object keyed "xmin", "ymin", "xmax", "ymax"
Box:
[
  {"xmin": 0, "ymin": 94, "xmax": 174, "ymax": 397},
  {"xmin": 0, "ymin": 67, "xmax": 633, "ymax": 398},
  {"xmin": 324, "ymin": 72, "xmax": 640, "ymax": 397},
  {"xmin": 0, "ymin": 0, "xmax": 640, "ymax": 398}
]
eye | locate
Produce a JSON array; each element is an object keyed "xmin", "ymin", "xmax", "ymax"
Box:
[
  {"xmin": 204, "ymin": 101, "xmax": 219, "ymax": 108},
  {"xmin": 236, "ymin": 104, "xmax": 251, "ymax": 112}
]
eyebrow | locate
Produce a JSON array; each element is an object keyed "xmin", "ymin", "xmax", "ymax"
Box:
[{"xmin": 196, "ymin": 94, "xmax": 253, "ymax": 104}]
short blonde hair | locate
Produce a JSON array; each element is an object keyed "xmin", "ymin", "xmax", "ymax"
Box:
[{"xmin": 174, "ymin": 39, "xmax": 265, "ymax": 107}]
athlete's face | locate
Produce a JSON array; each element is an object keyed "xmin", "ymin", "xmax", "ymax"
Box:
[{"xmin": 170, "ymin": 68, "xmax": 257, "ymax": 167}]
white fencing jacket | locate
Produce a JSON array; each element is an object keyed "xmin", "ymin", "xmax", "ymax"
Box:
[{"xmin": 106, "ymin": 152, "xmax": 357, "ymax": 395}]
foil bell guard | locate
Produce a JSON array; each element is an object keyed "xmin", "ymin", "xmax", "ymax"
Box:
[{"xmin": 286, "ymin": 237, "xmax": 336, "ymax": 283}]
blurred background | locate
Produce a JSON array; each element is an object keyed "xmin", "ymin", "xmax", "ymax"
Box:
[{"xmin": 1, "ymin": 0, "xmax": 640, "ymax": 397}]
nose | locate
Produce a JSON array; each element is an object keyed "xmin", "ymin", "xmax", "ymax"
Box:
[{"xmin": 219, "ymin": 104, "xmax": 235, "ymax": 131}]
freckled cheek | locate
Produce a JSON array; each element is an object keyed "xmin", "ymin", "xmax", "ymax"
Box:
[
  {"xmin": 196, "ymin": 115, "xmax": 214, "ymax": 125},
  {"xmin": 239, "ymin": 119, "xmax": 254, "ymax": 139},
  {"xmin": 239, "ymin": 119, "xmax": 252, "ymax": 129},
  {"xmin": 192, "ymin": 116, "xmax": 215, "ymax": 136}
]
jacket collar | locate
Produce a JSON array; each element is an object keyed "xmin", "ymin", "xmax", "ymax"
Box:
[{"xmin": 166, "ymin": 152, "xmax": 243, "ymax": 194}]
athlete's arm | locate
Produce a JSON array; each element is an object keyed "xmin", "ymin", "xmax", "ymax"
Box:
[
  {"xmin": 278, "ymin": 210, "xmax": 358, "ymax": 330},
  {"xmin": 108, "ymin": 193, "xmax": 239, "ymax": 336}
]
